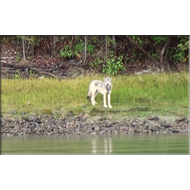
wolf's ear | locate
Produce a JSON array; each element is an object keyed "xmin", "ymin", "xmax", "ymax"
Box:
[{"xmin": 110, "ymin": 77, "xmax": 112, "ymax": 80}]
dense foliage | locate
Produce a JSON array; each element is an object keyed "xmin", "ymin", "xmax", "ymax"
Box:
[{"xmin": 1, "ymin": 35, "xmax": 189, "ymax": 73}]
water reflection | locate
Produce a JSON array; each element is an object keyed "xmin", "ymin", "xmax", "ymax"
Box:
[
  {"xmin": 1, "ymin": 133, "xmax": 188, "ymax": 154},
  {"xmin": 91, "ymin": 136, "xmax": 112, "ymax": 154}
]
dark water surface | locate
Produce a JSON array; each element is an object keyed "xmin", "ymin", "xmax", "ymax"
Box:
[{"xmin": 1, "ymin": 133, "xmax": 189, "ymax": 154}]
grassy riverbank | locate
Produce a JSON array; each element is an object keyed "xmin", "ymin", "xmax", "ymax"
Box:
[{"xmin": 1, "ymin": 72, "xmax": 189, "ymax": 117}]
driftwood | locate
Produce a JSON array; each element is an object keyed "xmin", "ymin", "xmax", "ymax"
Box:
[
  {"xmin": 126, "ymin": 35, "xmax": 160, "ymax": 66},
  {"xmin": 35, "ymin": 70, "xmax": 57, "ymax": 78},
  {"xmin": 1, "ymin": 57, "xmax": 58, "ymax": 78},
  {"xmin": 126, "ymin": 36, "xmax": 175, "ymax": 71},
  {"xmin": 1, "ymin": 57, "xmax": 15, "ymax": 59}
]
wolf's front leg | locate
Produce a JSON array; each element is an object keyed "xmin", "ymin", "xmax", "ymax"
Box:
[
  {"xmin": 107, "ymin": 93, "xmax": 112, "ymax": 108},
  {"xmin": 103, "ymin": 93, "xmax": 107, "ymax": 108}
]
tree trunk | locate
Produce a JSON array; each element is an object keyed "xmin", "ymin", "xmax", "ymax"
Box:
[
  {"xmin": 105, "ymin": 36, "xmax": 108, "ymax": 59},
  {"xmin": 70, "ymin": 36, "xmax": 74, "ymax": 50},
  {"xmin": 31, "ymin": 43, "xmax": 34, "ymax": 57},
  {"xmin": 22, "ymin": 37, "xmax": 26, "ymax": 60},
  {"xmin": 84, "ymin": 35, "xmax": 87, "ymax": 60},
  {"xmin": 101, "ymin": 36, "xmax": 103, "ymax": 53},
  {"xmin": 160, "ymin": 36, "xmax": 172, "ymax": 71},
  {"xmin": 112, "ymin": 35, "xmax": 116, "ymax": 52},
  {"xmin": 44, "ymin": 36, "xmax": 51, "ymax": 55},
  {"xmin": 53, "ymin": 36, "xmax": 56, "ymax": 52}
]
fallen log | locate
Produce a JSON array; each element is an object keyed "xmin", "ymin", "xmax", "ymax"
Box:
[{"xmin": 1, "ymin": 57, "xmax": 14, "ymax": 59}]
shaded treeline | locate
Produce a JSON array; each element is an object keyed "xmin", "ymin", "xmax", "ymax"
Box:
[{"xmin": 1, "ymin": 35, "xmax": 189, "ymax": 74}]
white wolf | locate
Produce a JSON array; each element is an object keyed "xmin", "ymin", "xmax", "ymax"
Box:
[{"xmin": 87, "ymin": 77, "xmax": 112, "ymax": 108}]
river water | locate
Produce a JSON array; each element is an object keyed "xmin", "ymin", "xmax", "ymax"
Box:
[{"xmin": 1, "ymin": 133, "xmax": 189, "ymax": 154}]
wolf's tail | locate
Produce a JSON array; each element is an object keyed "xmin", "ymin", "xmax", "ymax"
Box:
[{"xmin": 87, "ymin": 90, "xmax": 92, "ymax": 99}]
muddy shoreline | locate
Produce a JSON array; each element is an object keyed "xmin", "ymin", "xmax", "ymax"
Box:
[{"xmin": 1, "ymin": 113, "xmax": 189, "ymax": 137}]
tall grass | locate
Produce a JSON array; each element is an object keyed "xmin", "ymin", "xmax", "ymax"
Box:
[{"xmin": 1, "ymin": 72, "xmax": 189, "ymax": 116}]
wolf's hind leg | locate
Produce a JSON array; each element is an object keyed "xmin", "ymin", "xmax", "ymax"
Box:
[
  {"xmin": 91, "ymin": 89, "xmax": 97, "ymax": 105},
  {"xmin": 93, "ymin": 91, "xmax": 98, "ymax": 105}
]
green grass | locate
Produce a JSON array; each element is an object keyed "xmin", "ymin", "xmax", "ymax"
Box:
[{"xmin": 1, "ymin": 72, "xmax": 189, "ymax": 117}]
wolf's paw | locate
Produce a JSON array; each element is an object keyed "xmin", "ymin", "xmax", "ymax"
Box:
[
  {"xmin": 108, "ymin": 105, "xmax": 112, "ymax": 108},
  {"xmin": 104, "ymin": 105, "xmax": 108, "ymax": 108}
]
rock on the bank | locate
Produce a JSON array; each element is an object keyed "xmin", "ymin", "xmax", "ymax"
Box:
[{"xmin": 1, "ymin": 115, "xmax": 189, "ymax": 136}]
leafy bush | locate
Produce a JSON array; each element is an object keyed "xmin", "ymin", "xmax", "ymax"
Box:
[
  {"xmin": 169, "ymin": 39, "xmax": 189, "ymax": 63},
  {"xmin": 87, "ymin": 44, "xmax": 95, "ymax": 53},
  {"xmin": 90, "ymin": 57, "xmax": 103, "ymax": 72},
  {"xmin": 150, "ymin": 36, "xmax": 168, "ymax": 44},
  {"xmin": 60, "ymin": 45, "xmax": 73, "ymax": 59},
  {"xmin": 15, "ymin": 53, "xmax": 21, "ymax": 62},
  {"xmin": 74, "ymin": 43, "xmax": 84, "ymax": 54},
  {"xmin": 103, "ymin": 51, "xmax": 125, "ymax": 75}
]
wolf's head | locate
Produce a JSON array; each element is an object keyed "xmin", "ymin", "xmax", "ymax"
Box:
[{"xmin": 104, "ymin": 77, "xmax": 112, "ymax": 89}]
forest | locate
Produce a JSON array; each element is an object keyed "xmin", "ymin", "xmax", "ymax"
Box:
[{"xmin": 1, "ymin": 35, "xmax": 189, "ymax": 78}]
